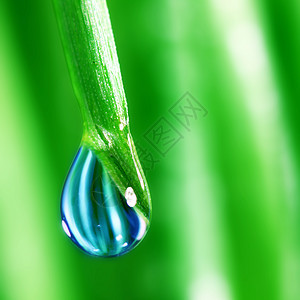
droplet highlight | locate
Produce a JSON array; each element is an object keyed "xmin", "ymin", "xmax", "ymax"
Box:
[
  {"xmin": 61, "ymin": 146, "xmax": 150, "ymax": 257},
  {"xmin": 125, "ymin": 187, "xmax": 137, "ymax": 207}
]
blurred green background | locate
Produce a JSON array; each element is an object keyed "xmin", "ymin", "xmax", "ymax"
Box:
[{"xmin": 0, "ymin": 0, "xmax": 299, "ymax": 299}]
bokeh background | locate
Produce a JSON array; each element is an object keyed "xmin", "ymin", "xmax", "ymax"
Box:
[{"xmin": 0, "ymin": 0, "xmax": 299, "ymax": 299}]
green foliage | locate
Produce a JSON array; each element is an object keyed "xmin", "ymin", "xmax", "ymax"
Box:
[
  {"xmin": 54, "ymin": 0, "xmax": 151, "ymax": 218},
  {"xmin": 0, "ymin": 0, "xmax": 299, "ymax": 299}
]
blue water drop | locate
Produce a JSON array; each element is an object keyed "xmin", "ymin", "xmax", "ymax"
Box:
[{"xmin": 61, "ymin": 146, "xmax": 150, "ymax": 257}]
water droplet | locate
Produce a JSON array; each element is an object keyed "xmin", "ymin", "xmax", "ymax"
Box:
[{"xmin": 61, "ymin": 146, "xmax": 151, "ymax": 257}]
